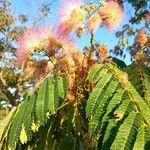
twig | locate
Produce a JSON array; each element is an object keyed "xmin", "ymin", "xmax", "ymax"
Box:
[{"xmin": 58, "ymin": 101, "xmax": 69, "ymax": 110}]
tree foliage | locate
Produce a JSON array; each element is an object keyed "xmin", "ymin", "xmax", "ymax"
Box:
[
  {"xmin": 1, "ymin": 62, "xmax": 150, "ymax": 149},
  {"xmin": 0, "ymin": 0, "xmax": 150, "ymax": 149}
]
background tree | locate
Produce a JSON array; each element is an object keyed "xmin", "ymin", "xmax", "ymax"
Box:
[
  {"xmin": 113, "ymin": 0, "xmax": 150, "ymax": 63},
  {"xmin": 0, "ymin": 0, "xmax": 52, "ymax": 111}
]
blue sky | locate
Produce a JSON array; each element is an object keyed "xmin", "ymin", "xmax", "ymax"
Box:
[{"xmin": 10, "ymin": 0, "xmax": 147, "ymax": 65}]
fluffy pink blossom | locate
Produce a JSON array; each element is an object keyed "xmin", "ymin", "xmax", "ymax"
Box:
[
  {"xmin": 57, "ymin": 0, "xmax": 84, "ymax": 37},
  {"xmin": 87, "ymin": 13, "xmax": 102, "ymax": 33},
  {"xmin": 16, "ymin": 26, "xmax": 54, "ymax": 65},
  {"xmin": 98, "ymin": 1, "xmax": 123, "ymax": 30}
]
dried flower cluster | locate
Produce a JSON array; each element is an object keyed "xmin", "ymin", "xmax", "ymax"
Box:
[
  {"xmin": 96, "ymin": 44, "xmax": 109, "ymax": 62},
  {"xmin": 144, "ymin": 12, "xmax": 150, "ymax": 26},
  {"xmin": 135, "ymin": 29, "xmax": 147, "ymax": 48},
  {"xmin": 130, "ymin": 28, "xmax": 149, "ymax": 62},
  {"xmin": 16, "ymin": 0, "xmax": 124, "ymax": 102}
]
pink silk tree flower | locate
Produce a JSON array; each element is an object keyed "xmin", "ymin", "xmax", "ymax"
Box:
[
  {"xmin": 57, "ymin": 0, "xmax": 85, "ymax": 37},
  {"xmin": 98, "ymin": 1, "xmax": 123, "ymax": 30},
  {"xmin": 87, "ymin": 13, "xmax": 102, "ymax": 33},
  {"xmin": 16, "ymin": 26, "xmax": 55, "ymax": 65}
]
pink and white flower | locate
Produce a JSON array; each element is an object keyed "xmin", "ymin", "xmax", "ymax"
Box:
[
  {"xmin": 87, "ymin": 13, "xmax": 102, "ymax": 33},
  {"xmin": 57, "ymin": 0, "xmax": 85, "ymax": 37},
  {"xmin": 98, "ymin": 1, "xmax": 123, "ymax": 30},
  {"xmin": 16, "ymin": 26, "xmax": 54, "ymax": 64}
]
